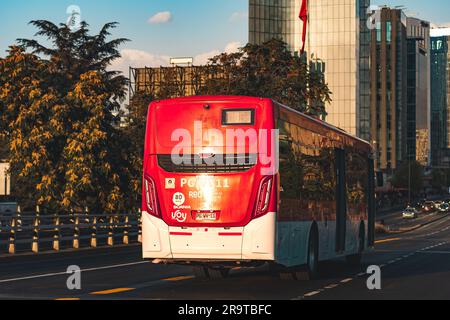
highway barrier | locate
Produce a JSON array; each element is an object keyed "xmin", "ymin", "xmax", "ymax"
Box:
[{"xmin": 0, "ymin": 206, "xmax": 142, "ymax": 255}]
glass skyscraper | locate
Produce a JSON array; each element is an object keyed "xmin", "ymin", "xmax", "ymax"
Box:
[
  {"xmin": 431, "ymin": 28, "xmax": 450, "ymax": 167},
  {"xmin": 249, "ymin": 0, "xmax": 371, "ymax": 140},
  {"xmin": 406, "ymin": 17, "xmax": 431, "ymax": 167}
]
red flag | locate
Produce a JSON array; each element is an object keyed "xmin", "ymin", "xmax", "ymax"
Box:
[{"xmin": 299, "ymin": 0, "xmax": 308, "ymax": 54}]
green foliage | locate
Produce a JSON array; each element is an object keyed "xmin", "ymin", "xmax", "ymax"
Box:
[
  {"xmin": 202, "ymin": 39, "xmax": 332, "ymax": 118},
  {"xmin": 122, "ymin": 92, "xmax": 156, "ymax": 205},
  {"xmin": 391, "ymin": 161, "xmax": 424, "ymax": 194},
  {"xmin": 0, "ymin": 21, "xmax": 133, "ymax": 212}
]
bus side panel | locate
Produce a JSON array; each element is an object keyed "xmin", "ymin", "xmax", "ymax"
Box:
[{"xmin": 275, "ymin": 221, "xmax": 312, "ymax": 267}]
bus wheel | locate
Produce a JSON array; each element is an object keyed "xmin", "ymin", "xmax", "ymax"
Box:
[
  {"xmin": 346, "ymin": 225, "xmax": 365, "ymax": 266},
  {"xmin": 192, "ymin": 266, "xmax": 209, "ymax": 280},
  {"xmin": 279, "ymin": 271, "xmax": 297, "ymax": 280},
  {"xmin": 306, "ymin": 229, "xmax": 320, "ymax": 280},
  {"xmin": 207, "ymin": 268, "xmax": 229, "ymax": 280}
]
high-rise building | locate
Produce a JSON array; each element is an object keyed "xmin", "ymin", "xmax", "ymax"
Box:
[
  {"xmin": 249, "ymin": 0, "xmax": 371, "ymax": 140},
  {"xmin": 370, "ymin": 7, "xmax": 408, "ymax": 173},
  {"xmin": 430, "ymin": 28, "xmax": 450, "ymax": 167},
  {"xmin": 249, "ymin": 0, "xmax": 301, "ymax": 54},
  {"xmin": 406, "ymin": 17, "xmax": 431, "ymax": 167}
]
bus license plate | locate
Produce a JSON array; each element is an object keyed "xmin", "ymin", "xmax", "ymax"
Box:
[{"xmin": 195, "ymin": 212, "xmax": 218, "ymax": 221}]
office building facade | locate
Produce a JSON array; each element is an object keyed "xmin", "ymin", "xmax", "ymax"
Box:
[
  {"xmin": 406, "ymin": 17, "xmax": 431, "ymax": 167},
  {"xmin": 430, "ymin": 28, "xmax": 450, "ymax": 167},
  {"xmin": 370, "ymin": 7, "xmax": 408, "ymax": 172},
  {"xmin": 249, "ymin": 0, "xmax": 371, "ymax": 140}
]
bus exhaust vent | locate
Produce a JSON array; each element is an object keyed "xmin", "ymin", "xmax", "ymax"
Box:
[{"xmin": 157, "ymin": 154, "xmax": 257, "ymax": 173}]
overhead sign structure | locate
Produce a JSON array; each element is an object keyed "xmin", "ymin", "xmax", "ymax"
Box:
[{"xmin": 170, "ymin": 57, "xmax": 194, "ymax": 66}]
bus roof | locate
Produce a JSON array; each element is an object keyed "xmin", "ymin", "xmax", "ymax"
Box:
[
  {"xmin": 154, "ymin": 95, "xmax": 267, "ymax": 105},
  {"xmin": 152, "ymin": 95, "xmax": 372, "ymax": 149},
  {"xmin": 275, "ymin": 101, "xmax": 372, "ymax": 149}
]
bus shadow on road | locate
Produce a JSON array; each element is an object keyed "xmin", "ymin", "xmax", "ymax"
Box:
[{"xmin": 138, "ymin": 260, "xmax": 369, "ymax": 300}]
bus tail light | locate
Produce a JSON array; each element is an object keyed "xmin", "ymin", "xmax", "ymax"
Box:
[
  {"xmin": 144, "ymin": 176, "xmax": 160, "ymax": 218},
  {"xmin": 254, "ymin": 176, "xmax": 273, "ymax": 218}
]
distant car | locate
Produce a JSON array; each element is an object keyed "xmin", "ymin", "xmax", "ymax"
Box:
[
  {"xmin": 438, "ymin": 203, "xmax": 449, "ymax": 214},
  {"xmin": 422, "ymin": 201, "xmax": 435, "ymax": 213},
  {"xmin": 403, "ymin": 207, "xmax": 419, "ymax": 219}
]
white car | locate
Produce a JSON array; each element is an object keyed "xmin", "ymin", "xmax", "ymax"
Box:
[
  {"xmin": 438, "ymin": 203, "xmax": 449, "ymax": 213},
  {"xmin": 402, "ymin": 207, "xmax": 419, "ymax": 219}
]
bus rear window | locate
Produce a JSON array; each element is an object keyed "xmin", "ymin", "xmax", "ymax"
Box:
[{"xmin": 222, "ymin": 109, "xmax": 255, "ymax": 125}]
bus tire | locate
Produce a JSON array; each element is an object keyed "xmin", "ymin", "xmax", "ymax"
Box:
[
  {"xmin": 346, "ymin": 223, "xmax": 365, "ymax": 266},
  {"xmin": 306, "ymin": 227, "xmax": 320, "ymax": 280},
  {"xmin": 207, "ymin": 268, "xmax": 229, "ymax": 280},
  {"xmin": 279, "ymin": 271, "xmax": 297, "ymax": 280},
  {"xmin": 192, "ymin": 266, "xmax": 209, "ymax": 280}
]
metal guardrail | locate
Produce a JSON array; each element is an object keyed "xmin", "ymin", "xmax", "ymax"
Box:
[{"xmin": 0, "ymin": 207, "xmax": 142, "ymax": 254}]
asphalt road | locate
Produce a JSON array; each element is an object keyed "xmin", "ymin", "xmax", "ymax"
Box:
[{"xmin": 1, "ymin": 213, "xmax": 450, "ymax": 300}]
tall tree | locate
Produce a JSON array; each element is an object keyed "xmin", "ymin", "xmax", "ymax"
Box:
[
  {"xmin": 202, "ymin": 39, "xmax": 332, "ymax": 118},
  {"xmin": 122, "ymin": 92, "xmax": 156, "ymax": 207},
  {"xmin": 1, "ymin": 21, "xmax": 133, "ymax": 212},
  {"xmin": 391, "ymin": 161, "xmax": 424, "ymax": 194}
]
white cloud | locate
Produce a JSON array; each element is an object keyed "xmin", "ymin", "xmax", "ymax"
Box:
[
  {"xmin": 194, "ymin": 41, "xmax": 243, "ymax": 65},
  {"xmin": 148, "ymin": 11, "xmax": 172, "ymax": 24},
  {"xmin": 230, "ymin": 11, "xmax": 248, "ymax": 23},
  {"xmin": 224, "ymin": 41, "xmax": 242, "ymax": 53},
  {"xmin": 194, "ymin": 50, "xmax": 221, "ymax": 65}
]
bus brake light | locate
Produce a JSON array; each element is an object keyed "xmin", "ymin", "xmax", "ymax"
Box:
[
  {"xmin": 254, "ymin": 176, "xmax": 273, "ymax": 218},
  {"xmin": 144, "ymin": 176, "xmax": 160, "ymax": 218}
]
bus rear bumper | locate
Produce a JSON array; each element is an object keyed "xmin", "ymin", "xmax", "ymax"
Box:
[{"xmin": 142, "ymin": 212, "xmax": 276, "ymax": 262}]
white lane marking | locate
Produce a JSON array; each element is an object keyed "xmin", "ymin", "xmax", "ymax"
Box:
[
  {"xmin": 299, "ymin": 221, "xmax": 450, "ymax": 300},
  {"xmin": 0, "ymin": 261, "xmax": 149, "ymax": 284},
  {"xmin": 304, "ymin": 291, "xmax": 321, "ymax": 297},
  {"xmin": 340, "ymin": 278, "xmax": 353, "ymax": 284},
  {"xmin": 356, "ymin": 272, "xmax": 366, "ymax": 277}
]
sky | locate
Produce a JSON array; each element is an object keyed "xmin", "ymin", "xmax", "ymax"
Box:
[
  {"xmin": 0, "ymin": 0, "xmax": 248, "ymax": 74},
  {"xmin": 1, "ymin": 0, "xmax": 449, "ymax": 75}
]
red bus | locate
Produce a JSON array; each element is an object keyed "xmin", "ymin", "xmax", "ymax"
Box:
[{"xmin": 142, "ymin": 96, "xmax": 375, "ymax": 279}]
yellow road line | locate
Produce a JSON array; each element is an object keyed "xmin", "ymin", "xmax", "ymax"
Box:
[
  {"xmin": 162, "ymin": 276, "xmax": 195, "ymax": 282},
  {"xmin": 375, "ymin": 238, "xmax": 401, "ymax": 244},
  {"xmin": 55, "ymin": 298, "xmax": 81, "ymax": 301},
  {"xmin": 90, "ymin": 288, "xmax": 135, "ymax": 295}
]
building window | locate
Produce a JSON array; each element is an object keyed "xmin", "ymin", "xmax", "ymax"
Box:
[{"xmin": 387, "ymin": 22, "xmax": 392, "ymax": 43}]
